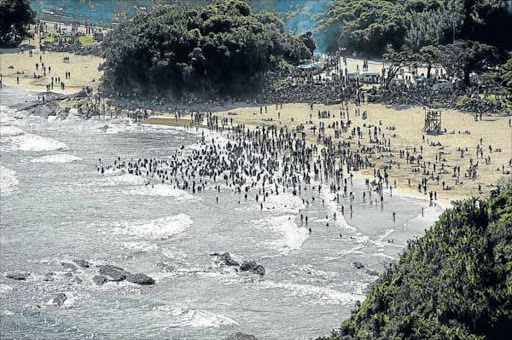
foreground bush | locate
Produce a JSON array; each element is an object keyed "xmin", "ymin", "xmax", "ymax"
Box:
[{"xmin": 320, "ymin": 187, "xmax": 512, "ymax": 340}]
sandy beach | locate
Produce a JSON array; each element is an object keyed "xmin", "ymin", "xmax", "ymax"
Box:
[{"xmin": 1, "ymin": 41, "xmax": 510, "ymax": 207}]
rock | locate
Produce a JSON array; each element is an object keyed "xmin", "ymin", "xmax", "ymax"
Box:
[
  {"xmin": 72, "ymin": 260, "xmax": 91, "ymax": 268},
  {"xmin": 52, "ymin": 293, "xmax": 67, "ymax": 307},
  {"xmin": 240, "ymin": 261, "xmax": 265, "ymax": 276},
  {"xmin": 254, "ymin": 265, "xmax": 265, "ymax": 276},
  {"xmin": 366, "ymin": 270, "xmax": 379, "ymax": 276},
  {"xmin": 126, "ymin": 273, "xmax": 155, "ymax": 285},
  {"xmin": 240, "ymin": 260, "xmax": 258, "ymax": 272},
  {"xmin": 61, "ymin": 262, "xmax": 77, "ymax": 272},
  {"xmin": 93, "ymin": 275, "xmax": 108, "ymax": 286},
  {"xmin": 97, "ymin": 265, "xmax": 129, "ymax": 281},
  {"xmin": 224, "ymin": 332, "xmax": 258, "ymax": 340},
  {"xmin": 5, "ymin": 271, "xmax": 30, "ymax": 281},
  {"xmin": 353, "ymin": 262, "xmax": 365, "ymax": 269},
  {"xmin": 43, "ymin": 272, "xmax": 55, "ymax": 282},
  {"xmin": 219, "ymin": 253, "xmax": 239, "ymax": 266}
]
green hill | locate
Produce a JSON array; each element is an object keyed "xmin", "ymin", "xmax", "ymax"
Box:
[{"xmin": 321, "ymin": 187, "xmax": 512, "ymax": 340}]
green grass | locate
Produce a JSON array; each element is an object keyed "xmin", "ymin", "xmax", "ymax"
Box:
[{"xmin": 79, "ymin": 35, "xmax": 101, "ymax": 47}]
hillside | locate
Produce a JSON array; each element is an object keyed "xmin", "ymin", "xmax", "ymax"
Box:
[{"xmin": 321, "ymin": 187, "xmax": 512, "ymax": 340}]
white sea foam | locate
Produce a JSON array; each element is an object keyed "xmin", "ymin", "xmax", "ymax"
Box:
[
  {"xmin": 121, "ymin": 241, "xmax": 159, "ymax": 252},
  {"xmin": 154, "ymin": 306, "xmax": 238, "ymax": 328},
  {"xmin": 125, "ymin": 184, "xmax": 193, "ymax": 200},
  {"xmin": 113, "ymin": 214, "xmax": 193, "ymax": 239},
  {"xmin": 31, "ymin": 154, "xmax": 81, "ymax": 164},
  {"xmin": 98, "ymin": 174, "xmax": 148, "ymax": 186},
  {"xmin": 258, "ymin": 281, "xmax": 365, "ymax": 305},
  {"xmin": 0, "ymin": 125, "xmax": 25, "ymax": 137},
  {"xmin": 0, "ymin": 284, "xmax": 13, "ymax": 294},
  {"xmin": 7, "ymin": 133, "xmax": 68, "ymax": 151},
  {"xmin": 0, "ymin": 166, "xmax": 19, "ymax": 196},
  {"xmin": 253, "ymin": 215, "xmax": 309, "ymax": 254},
  {"xmin": 261, "ymin": 192, "xmax": 305, "ymax": 213}
]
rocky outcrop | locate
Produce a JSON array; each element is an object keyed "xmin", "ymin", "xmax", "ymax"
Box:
[
  {"xmin": 240, "ymin": 261, "xmax": 265, "ymax": 276},
  {"xmin": 5, "ymin": 271, "xmax": 30, "ymax": 281},
  {"xmin": 126, "ymin": 273, "xmax": 155, "ymax": 285},
  {"xmin": 95, "ymin": 265, "xmax": 155, "ymax": 285},
  {"xmin": 353, "ymin": 262, "xmax": 365, "ymax": 269},
  {"xmin": 97, "ymin": 265, "xmax": 129, "ymax": 281},
  {"xmin": 219, "ymin": 253, "xmax": 239, "ymax": 267}
]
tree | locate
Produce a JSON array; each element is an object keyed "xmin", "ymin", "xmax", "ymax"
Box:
[
  {"xmin": 100, "ymin": 0, "xmax": 313, "ymax": 99},
  {"xmin": 418, "ymin": 45, "xmax": 440, "ymax": 79},
  {"xmin": 383, "ymin": 45, "xmax": 415, "ymax": 88},
  {"xmin": 438, "ymin": 40, "xmax": 499, "ymax": 87},
  {"xmin": 0, "ymin": 0, "xmax": 35, "ymax": 46}
]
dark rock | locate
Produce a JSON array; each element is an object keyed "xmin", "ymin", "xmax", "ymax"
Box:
[
  {"xmin": 366, "ymin": 270, "xmax": 379, "ymax": 276},
  {"xmin": 93, "ymin": 275, "xmax": 108, "ymax": 286},
  {"xmin": 73, "ymin": 260, "xmax": 91, "ymax": 268},
  {"xmin": 126, "ymin": 273, "xmax": 155, "ymax": 285},
  {"xmin": 219, "ymin": 253, "xmax": 239, "ymax": 266},
  {"xmin": 353, "ymin": 262, "xmax": 365, "ymax": 269},
  {"xmin": 254, "ymin": 265, "xmax": 265, "ymax": 276},
  {"xmin": 43, "ymin": 272, "xmax": 55, "ymax": 282},
  {"xmin": 5, "ymin": 271, "xmax": 30, "ymax": 281},
  {"xmin": 52, "ymin": 293, "xmax": 67, "ymax": 307},
  {"xmin": 97, "ymin": 265, "xmax": 128, "ymax": 281},
  {"xmin": 240, "ymin": 261, "xmax": 265, "ymax": 276},
  {"xmin": 240, "ymin": 260, "xmax": 257, "ymax": 272},
  {"xmin": 224, "ymin": 332, "xmax": 258, "ymax": 340},
  {"xmin": 61, "ymin": 262, "xmax": 77, "ymax": 272}
]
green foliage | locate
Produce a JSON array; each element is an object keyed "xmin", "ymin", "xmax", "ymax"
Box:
[
  {"xmin": 99, "ymin": 0, "xmax": 312, "ymax": 98},
  {"xmin": 323, "ymin": 188, "xmax": 512, "ymax": 340},
  {"xmin": 0, "ymin": 0, "xmax": 35, "ymax": 46},
  {"xmin": 320, "ymin": 0, "xmax": 512, "ymax": 56}
]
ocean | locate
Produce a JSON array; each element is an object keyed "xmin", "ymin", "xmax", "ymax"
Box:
[{"xmin": 0, "ymin": 87, "xmax": 443, "ymax": 340}]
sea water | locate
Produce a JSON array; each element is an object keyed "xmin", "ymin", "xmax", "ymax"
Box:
[{"xmin": 0, "ymin": 87, "xmax": 443, "ymax": 340}]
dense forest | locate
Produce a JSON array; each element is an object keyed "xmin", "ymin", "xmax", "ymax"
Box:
[
  {"xmin": 318, "ymin": 187, "xmax": 512, "ymax": 340},
  {"xmin": 99, "ymin": 0, "xmax": 314, "ymax": 98},
  {"xmin": 319, "ymin": 0, "xmax": 512, "ymax": 56}
]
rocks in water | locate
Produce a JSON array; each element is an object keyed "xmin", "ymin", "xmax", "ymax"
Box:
[
  {"xmin": 97, "ymin": 265, "xmax": 129, "ymax": 282},
  {"xmin": 43, "ymin": 272, "xmax": 55, "ymax": 282},
  {"xmin": 353, "ymin": 262, "xmax": 365, "ymax": 269},
  {"xmin": 93, "ymin": 275, "xmax": 108, "ymax": 286},
  {"xmin": 94, "ymin": 265, "xmax": 155, "ymax": 285},
  {"xmin": 61, "ymin": 262, "xmax": 77, "ymax": 272},
  {"xmin": 5, "ymin": 271, "xmax": 30, "ymax": 281},
  {"xmin": 52, "ymin": 293, "xmax": 67, "ymax": 307},
  {"xmin": 254, "ymin": 265, "xmax": 265, "ymax": 276},
  {"xmin": 219, "ymin": 253, "xmax": 239, "ymax": 267},
  {"xmin": 240, "ymin": 261, "xmax": 265, "ymax": 276},
  {"xmin": 224, "ymin": 332, "xmax": 258, "ymax": 340},
  {"xmin": 73, "ymin": 260, "xmax": 91, "ymax": 268},
  {"xmin": 126, "ymin": 273, "xmax": 155, "ymax": 285}
]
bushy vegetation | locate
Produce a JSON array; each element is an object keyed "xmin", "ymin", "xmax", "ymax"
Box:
[
  {"xmin": 319, "ymin": 188, "xmax": 512, "ymax": 340},
  {"xmin": 99, "ymin": 0, "xmax": 314, "ymax": 99},
  {"xmin": 319, "ymin": 0, "xmax": 512, "ymax": 57}
]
